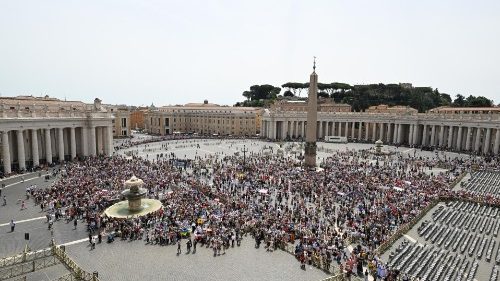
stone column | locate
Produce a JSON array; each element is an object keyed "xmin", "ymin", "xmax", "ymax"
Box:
[
  {"xmin": 393, "ymin": 124, "xmax": 398, "ymax": 144},
  {"xmin": 331, "ymin": 122, "xmax": 336, "ymax": 136},
  {"xmin": 465, "ymin": 127, "xmax": 472, "ymax": 151},
  {"xmin": 81, "ymin": 127, "xmax": 88, "ymax": 156},
  {"xmin": 421, "ymin": 125, "xmax": 428, "ymax": 146},
  {"xmin": 45, "ymin": 129, "xmax": 52, "ymax": 164},
  {"xmin": 31, "ymin": 129, "xmax": 39, "ymax": 167},
  {"xmin": 438, "ymin": 126, "xmax": 445, "ymax": 147},
  {"xmin": 358, "ymin": 122, "xmax": 362, "ymax": 140},
  {"xmin": 365, "ymin": 123, "xmax": 369, "ymax": 141},
  {"xmin": 17, "ymin": 130, "xmax": 26, "ymax": 170},
  {"xmin": 372, "ymin": 123, "xmax": 376, "ymax": 141},
  {"xmin": 483, "ymin": 128, "xmax": 491, "ymax": 154},
  {"xmin": 447, "ymin": 126, "xmax": 454, "ymax": 149},
  {"xmin": 456, "ymin": 127, "xmax": 463, "ymax": 150},
  {"xmin": 397, "ymin": 124, "xmax": 403, "ymax": 144},
  {"xmin": 318, "ymin": 121, "xmax": 323, "ymax": 139},
  {"xmin": 107, "ymin": 126, "xmax": 113, "ymax": 156},
  {"xmin": 96, "ymin": 127, "xmax": 103, "ymax": 153},
  {"xmin": 430, "ymin": 125, "xmax": 436, "ymax": 147},
  {"xmin": 2, "ymin": 131, "xmax": 11, "ymax": 174},
  {"xmin": 58, "ymin": 128, "xmax": 64, "ymax": 162},
  {"xmin": 494, "ymin": 129, "xmax": 500, "ymax": 155},
  {"xmin": 89, "ymin": 126, "xmax": 97, "ymax": 156},
  {"xmin": 351, "ymin": 122, "xmax": 356, "ymax": 139},
  {"xmin": 387, "ymin": 123, "xmax": 392, "ymax": 143},
  {"xmin": 413, "ymin": 124, "xmax": 419, "ymax": 145},
  {"xmin": 70, "ymin": 127, "xmax": 76, "ymax": 160},
  {"xmin": 409, "ymin": 124, "xmax": 414, "ymax": 145},
  {"xmin": 301, "ymin": 122, "xmax": 305, "ymax": 138},
  {"xmin": 344, "ymin": 122, "xmax": 349, "ymax": 137},
  {"xmin": 474, "ymin": 128, "xmax": 481, "ymax": 152},
  {"xmin": 379, "ymin": 123, "xmax": 384, "ymax": 141}
]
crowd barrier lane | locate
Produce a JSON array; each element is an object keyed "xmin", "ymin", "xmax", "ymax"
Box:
[{"xmin": 52, "ymin": 245, "xmax": 100, "ymax": 281}]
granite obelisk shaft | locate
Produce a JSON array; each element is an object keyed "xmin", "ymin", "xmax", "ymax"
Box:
[{"xmin": 305, "ymin": 69, "xmax": 318, "ymax": 168}]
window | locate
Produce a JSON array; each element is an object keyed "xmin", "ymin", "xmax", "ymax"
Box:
[
  {"xmin": 121, "ymin": 118, "xmax": 127, "ymax": 127},
  {"xmin": 165, "ymin": 118, "xmax": 170, "ymax": 126}
]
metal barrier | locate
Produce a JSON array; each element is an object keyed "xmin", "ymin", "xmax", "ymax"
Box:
[
  {"xmin": 0, "ymin": 255, "xmax": 59, "ymax": 281},
  {"xmin": 52, "ymin": 245, "xmax": 99, "ymax": 281},
  {"xmin": 0, "ymin": 248, "xmax": 53, "ymax": 269}
]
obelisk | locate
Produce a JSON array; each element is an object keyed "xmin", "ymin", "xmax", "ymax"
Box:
[{"xmin": 305, "ymin": 58, "xmax": 318, "ymax": 168}]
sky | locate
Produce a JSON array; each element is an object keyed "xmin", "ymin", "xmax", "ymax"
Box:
[{"xmin": 0, "ymin": 0, "xmax": 499, "ymax": 106}]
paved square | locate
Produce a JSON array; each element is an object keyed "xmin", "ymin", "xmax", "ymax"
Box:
[{"xmin": 0, "ymin": 136, "xmax": 479, "ymax": 281}]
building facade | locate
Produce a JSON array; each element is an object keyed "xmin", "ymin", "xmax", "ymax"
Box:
[
  {"xmin": 145, "ymin": 101, "xmax": 261, "ymax": 136},
  {"xmin": 107, "ymin": 105, "xmax": 132, "ymax": 138},
  {"xmin": 0, "ymin": 96, "xmax": 114, "ymax": 175},
  {"xmin": 262, "ymin": 103, "xmax": 500, "ymax": 155},
  {"xmin": 270, "ymin": 98, "xmax": 351, "ymax": 113},
  {"xmin": 130, "ymin": 109, "xmax": 146, "ymax": 130}
]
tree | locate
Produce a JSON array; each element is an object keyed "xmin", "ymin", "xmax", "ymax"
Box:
[
  {"xmin": 282, "ymin": 82, "xmax": 305, "ymax": 97},
  {"xmin": 453, "ymin": 94, "xmax": 466, "ymax": 107},
  {"xmin": 238, "ymin": 82, "xmax": 495, "ymax": 111},
  {"xmin": 318, "ymin": 91, "xmax": 329, "ymax": 98},
  {"xmin": 242, "ymin": 84, "xmax": 281, "ymax": 106},
  {"xmin": 439, "ymin": 93, "xmax": 452, "ymax": 106}
]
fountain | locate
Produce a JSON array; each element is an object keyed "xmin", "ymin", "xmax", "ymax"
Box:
[{"xmin": 103, "ymin": 176, "xmax": 162, "ymax": 219}]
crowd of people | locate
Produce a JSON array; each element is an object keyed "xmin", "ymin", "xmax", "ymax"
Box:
[{"xmin": 15, "ymin": 138, "xmax": 500, "ymax": 280}]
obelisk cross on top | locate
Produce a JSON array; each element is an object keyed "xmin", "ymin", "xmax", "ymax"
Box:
[{"xmin": 305, "ymin": 57, "xmax": 318, "ymax": 168}]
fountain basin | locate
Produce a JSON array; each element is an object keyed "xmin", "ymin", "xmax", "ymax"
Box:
[{"xmin": 104, "ymin": 198, "xmax": 162, "ymax": 219}]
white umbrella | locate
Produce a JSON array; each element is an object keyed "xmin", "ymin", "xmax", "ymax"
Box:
[{"xmin": 258, "ymin": 189, "xmax": 268, "ymax": 194}]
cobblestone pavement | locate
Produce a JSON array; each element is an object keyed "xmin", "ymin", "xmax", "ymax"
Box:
[
  {"xmin": 22, "ymin": 262, "xmax": 71, "ymax": 281},
  {"xmin": 0, "ymin": 176, "xmax": 56, "ymax": 223},
  {"xmin": 66, "ymin": 237, "xmax": 330, "ymax": 281},
  {"xmin": 0, "ymin": 137, "xmax": 473, "ymax": 281},
  {"xmin": 117, "ymin": 136, "xmax": 469, "ymax": 163}
]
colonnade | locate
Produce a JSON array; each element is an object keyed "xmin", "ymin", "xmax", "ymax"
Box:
[
  {"xmin": 1, "ymin": 126, "xmax": 113, "ymax": 174},
  {"xmin": 262, "ymin": 119, "xmax": 500, "ymax": 155}
]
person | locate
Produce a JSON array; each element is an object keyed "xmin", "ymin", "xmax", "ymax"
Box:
[
  {"xmin": 186, "ymin": 239, "xmax": 192, "ymax": 252},
  {"xmin": 20, "ymin": 200, "xmax": 26, "ymax": 210},
  {"xmin": 177, "ymin": 240, "xmax": 181, "ymax": 254},
  {"xmin": 10, "ymin": 219, "xmax": 15, "ymax": 232},
  {"xmin": 98, "ymin": 231, "xmax": 102, "ymax": 244},
  {"xmin": 2, "ymin": 196, "xmax": 6, "ymax": 206},
  {"xmin": 73, "ymin": 218, "xmax": 78, "ymax": 230},
  {"xmin": 91, "ymin": 236, "xmax": 96, "ymax": 250}
]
